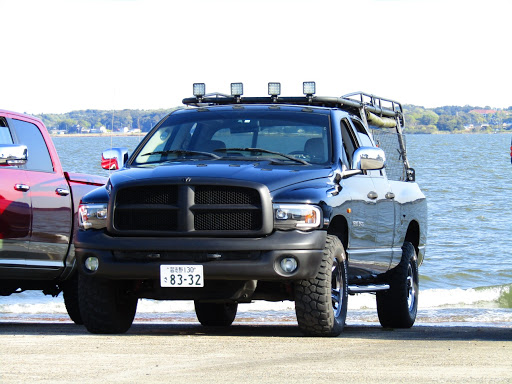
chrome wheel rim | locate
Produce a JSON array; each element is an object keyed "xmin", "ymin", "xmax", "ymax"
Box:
[
  {"xmin": 406, "ymin": 263, "xmax": 416, "ymax": 311},
  {"xmin": 331, "ymin": 259, "xmax": 343, "ymax": 318}
]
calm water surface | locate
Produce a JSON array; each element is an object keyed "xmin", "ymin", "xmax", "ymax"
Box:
[
  {"xmin": 409, "ymin": 133, "xmax": 512, "ymax": 290},
  {"xmin": 2, "ymin": 133, "xmax": 511, "ymax": 326},
  {"xmin": 52, "ymin": 133, "xmax": 512, "ymax": 290}
]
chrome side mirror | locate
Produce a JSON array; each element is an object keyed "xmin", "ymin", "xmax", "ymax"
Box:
[
  {"xmin": 101, "ymin": 148, "xmax": 128, "ymax": 170},
  {"xmin": 352, "ymin": 147, "xmax": 386, "ymax": 171},
  {"xmin": 0, "ymin": 144, "xmax": 28, "ymax": 166}
]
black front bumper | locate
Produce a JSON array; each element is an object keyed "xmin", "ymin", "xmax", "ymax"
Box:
[{"xmin": 75, "ymin": 230, "xmax": 327, "ymax": 281}]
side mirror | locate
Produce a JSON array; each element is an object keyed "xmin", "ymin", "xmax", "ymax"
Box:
[
  {"xmin": 101, "ymin": 148, "xmax": 128, "ymax": 170},
  {"xmin": 352, "ymin": 147, "xmax": 386, "ymax": 171},
  {"xmin": 0, "ymin": 144, "xmax": 28, "ymax": 166}
]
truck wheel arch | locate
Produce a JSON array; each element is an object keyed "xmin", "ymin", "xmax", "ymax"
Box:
[
  {"xmin": 327, "ymin": 215, "xmax": 349, "ymax": 252},
  {"xmin": 404, "ymin": 220, "xmax": 420, "ymax": 255}
]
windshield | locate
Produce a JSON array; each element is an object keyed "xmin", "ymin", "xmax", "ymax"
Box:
[{"xmin": 132, "ymin": 109, "xmax": 331, "ymax": 166}]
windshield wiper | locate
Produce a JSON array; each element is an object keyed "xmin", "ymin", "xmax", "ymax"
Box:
[
  {"xmin": 215, "ymin": 148, "xmax": 310, "ymax": 165},
  {"xmin": 141, "ymin": 150, "xmax": 221, "ymax": 159}
]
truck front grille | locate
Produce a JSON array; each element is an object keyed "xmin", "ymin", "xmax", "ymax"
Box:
[
  {"xmin": 112, "ymin": 183, "xmax": 266, "ymax": 236},
  {"xmin": 117, "ymin": 185, "xmax": 178, "ymax": 205},
  {"xmin": 194, "ymin": 211, "xmax": 260, "ymax": 231},
  {"xmin": 194, "ymin": 185, "xmax": 259, "ymax": 205},
  {"xmin": 115, "ymin": 210, "xmax": 179, "ymax": 231}
]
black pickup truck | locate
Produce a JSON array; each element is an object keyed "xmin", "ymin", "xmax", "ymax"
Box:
[
  {"xmin": 76, "ymin": 82, "xmax": 427, "ymax": 336},
  {"xmin": 0, "ymin": 110, "xmax": 106, "ymax": 323}
]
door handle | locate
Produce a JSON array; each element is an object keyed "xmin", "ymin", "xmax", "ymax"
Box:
[
  {"xmin": 367, "ymin": 191, "xmax": 378, "ymax": 200},
  {"xmin": 385, "ymin": 192, "xmax": 395, "ymax": 199},
  {"xmin": 56, "ymin": 188, "xmax": 70, "ymax": 196},
  {"xmin": 14, "ymin": 183, "xmax": 30, "ymax": 192}
]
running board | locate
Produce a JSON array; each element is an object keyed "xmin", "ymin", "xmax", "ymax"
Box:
[{"xmin": 348, "ymin": 284, "xmax": 390, "ymax": 294}]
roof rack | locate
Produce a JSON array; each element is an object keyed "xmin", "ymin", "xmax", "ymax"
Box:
[
  {"xmin": 182, "ymin": 83, "xmax": 404, "ymax": 128},
  {"xmin": 183, "ymin": 92, "xmax": 402, "ymax": 122},
  {"xmin": 342, "ymin": 92, "xmax": 403, "ymax": 115},
  {"xmin": 183, "ymin": 92, "xmax": 400, "ymax": 111}
]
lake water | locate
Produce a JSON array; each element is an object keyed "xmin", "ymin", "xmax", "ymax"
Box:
[{"xmin": 2, "ymin": 133, "xmax": 511, "ymax": 327}]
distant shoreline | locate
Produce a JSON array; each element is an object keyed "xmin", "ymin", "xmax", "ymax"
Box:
[
  {"xmin": 50, "ymin": 133, "xmax": 145, "ymax": 138},
  {"xmin": 49, "ymin": 131, "xmax": 509, "ymax": 138}
]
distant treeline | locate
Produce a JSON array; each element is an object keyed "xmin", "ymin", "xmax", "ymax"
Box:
[
  {"xmin": 404, "ymin": 105, "xmax": 512, "ymax": 133},
  {"xmin": 37, "ymin": 108, "xmax": 178, "ymax": 134},
  {"xmin": 36, "ymin": 104, "xmax": 512, "ymax": 134}
]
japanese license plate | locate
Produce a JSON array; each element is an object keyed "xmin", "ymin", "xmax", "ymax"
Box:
[{"xmin": 160, "ymin": 265, "xmax": 204, "ymax": 287}]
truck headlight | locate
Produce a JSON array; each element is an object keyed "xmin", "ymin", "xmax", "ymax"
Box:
[
  {"xmin": 273, "ymin": 204, "xmax": 322, "ymax": 230},
  {"xmin": 78, "ymin": 203, "xmax": 108, "ymax": 230}
]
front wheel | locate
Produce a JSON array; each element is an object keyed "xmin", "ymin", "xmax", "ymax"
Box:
[
  {"xmin": 79, "ymin": 275, "xmax": 138, "ymax": 334},
  {"xmin": 376, "ymin": 242, "xmax": 419, "ymax": 328},
  {"xmin": 194, "ymin": 301, "xmax": 238, "ymax": 326},
  {"xmin": 294, "ymin": 235, "xmax": 348, "ymax": 337},
  {"xmin": 62, "ymin": 274, "xmax": 83, "ymax": 325}
]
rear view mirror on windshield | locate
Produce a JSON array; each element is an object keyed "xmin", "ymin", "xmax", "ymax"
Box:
[{"xmin": 230, "ymin": 120, "xmax": 259, "ymax": 134}]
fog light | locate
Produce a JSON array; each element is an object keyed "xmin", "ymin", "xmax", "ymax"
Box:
[
  {"xmin": 85, "ymin": 257, "xmax": 99, "ymax": 272},
  {"xmin": 280, "ymin": 257, "xmax": 298, "ymax": 273}
]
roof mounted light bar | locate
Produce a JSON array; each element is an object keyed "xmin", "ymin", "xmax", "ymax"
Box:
[
  {"xmin": 268, "ymin": 82, "xmax": 281, "ymax": 96},
  {"xmin": 183, "ymin": 82, "xmax": 403, "ymax": 120},
  {"xmin": 193, "ymin": 83, "xmax": 206, "ymax": 101},
  {"xmin": 230, "ymin": 83, "xmax": 243, "ymax": 101},
  {"xmin": 303, "ymin": 81, "xmax": 315, "ymax": 96},
  {"xmin": 303, "ymin": 81, "xmax": 316, "ymax": 102},
  {"xmin": 268, "ymin": 82, "xmax": 281, "ymax": 102}
]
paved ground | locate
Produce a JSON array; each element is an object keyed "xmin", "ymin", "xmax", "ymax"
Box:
[{"xmin": 1, "ymin": 322, "xmax": 511, "ymax": 383}]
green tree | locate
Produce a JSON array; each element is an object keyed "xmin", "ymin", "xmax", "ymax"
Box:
[
  {"xmin": 418, "ymin": 111, "xmax": 439, "ymax": 126},
  {"xmin": 58, "ymin": 119, "xmax": 77, "ymax": 133}
]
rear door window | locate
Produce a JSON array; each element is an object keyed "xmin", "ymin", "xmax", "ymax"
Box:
[
  {"xmin": 9, "ymin": 119, "xmax": 53, "ymax": 172},
  {"xmin": 351, "ymin": 119, "xmax": 374, "ymax": 147}
]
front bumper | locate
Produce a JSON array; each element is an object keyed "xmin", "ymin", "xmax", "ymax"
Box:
[{"xmin": 75, "ymin": 230, "xmax": 327, "ymax": 281}]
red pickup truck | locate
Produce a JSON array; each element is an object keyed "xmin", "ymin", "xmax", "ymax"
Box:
[{"xmin": 0, "ymin": 110, "xmax": 106, "ymax": 323}]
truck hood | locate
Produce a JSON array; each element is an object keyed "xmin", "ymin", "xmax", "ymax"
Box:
[{"xmin": 108, "ymin": 161, "xmax": 333, "ymax": 192}]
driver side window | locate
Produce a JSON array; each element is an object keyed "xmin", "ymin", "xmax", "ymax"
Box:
[
  {"xmin": 340, "ymin": 118, "xmax": 379, "ymax": 175},
  {"xmin": 351, "ymin": 119, "xmax": 381, "ymax": 176}
]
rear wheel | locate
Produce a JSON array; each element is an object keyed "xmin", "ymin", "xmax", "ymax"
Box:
[
  {"xmin": 294, "ymin": 235, "xmax": 348, "ymax": 337},
  {"xmin": 79, "ymin": 275, "xmax": 138, "ymax": 334},
  {"xmin": 376, "ymin": 242, "xmax": 418, "ymax": 328},
  {"xmin": 194, "ymin": 301, "xmax": 238, "ymax": 326}
]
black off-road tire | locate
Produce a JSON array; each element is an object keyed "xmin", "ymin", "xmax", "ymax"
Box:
[
  {"xmin": 376, "ymin": 242, "xmax": 419, "ymax": 328},
  {"xmin": 62, "ymin": 273, "xmax": 83, "ymax": 325},
  {"xmin": 294, "ymin": 234, "xmax": 348, "ymax": 337},
  {"xmin": 194, "ymin": 301, "xmax": 238, "ymax": 326},
  {"xmin": 79, "ymin": 275, "xmax": 138, "ymax": 334}
]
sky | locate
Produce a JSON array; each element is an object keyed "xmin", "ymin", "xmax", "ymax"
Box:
[{"xmin": 1, "ymin": 0, "xmax": 511, "ymax": 114}]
